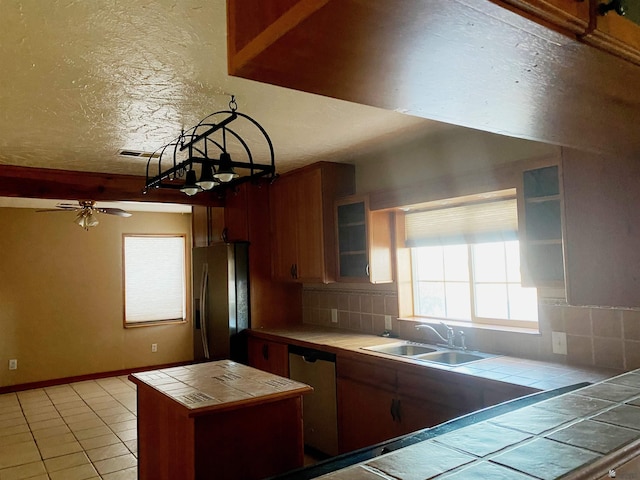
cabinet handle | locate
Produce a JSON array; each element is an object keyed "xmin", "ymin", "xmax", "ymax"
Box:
[
  {"xmin": 294, "ymin": 264, "xmax": 298, "ymax": 279},
  {"xmin": 365, "ymin": 264, "xmax": 370, "ymax": 278},
  {"xmin": 598, "ymin": 0, "xmax": 626, "ymax": 16},
  {"xmin": 389, "ymin": 399, "xmax": 396, "ymax": 422},
  {"xmin": 221, "ymin": 227, "xmax": 228, "ymax": 243},
  {"xmin": 395, "ymin": 399, "xmax": 402, "ymax": 423},
  {"xmin": 290, "ymin": 264, "xmax": 295, "ymax": 279},
  {"xmin": 262, "ymin": 344, "xmax": 269, "ymax": 360}
]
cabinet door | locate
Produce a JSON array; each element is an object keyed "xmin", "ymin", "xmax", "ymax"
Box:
[
  {"xmin": 583, "ymin": 0, "xmax": 640, "ymax": 66},
  {"xmin": 224, "ymin": 183, "xmax": 249, "ymax": 242},
  {"xmin": 396, "ymin": 396, "xmax": 463, "ymax": 435},
  {"xmin": 294, "ymin": 168, "xmax": 326, "ymax": 282},
  {"xmin": 519, "ymin": 164, "xmax": 566, "ymax": 288},
  {"xmin": 368, "ymin": 209, "xmax": 394, "ymax": 284},
  {"xmin": 192, "ymin": 206, "xmax": 224, "ymax": 247},
  {"xmin": 247, "ymin": 337, "xmax": 289, "ymax": 377},
  {"xmin": 335, "ymin": 196, "xmax": 394, "ymax": 283},
  {"xmin": 562, "ymin": 149, "xmax": 640, "ymax": 307},
  {"xmin": 192, "ymin": 205, "xmax": 210, "ymax": 248},
  {"xmin": 337, "ymin": 377, "xmax": 397, "ymax": 453},
  {"xmin": 270, "ymin": 174, "xmax": 299, "ymax": 281}
]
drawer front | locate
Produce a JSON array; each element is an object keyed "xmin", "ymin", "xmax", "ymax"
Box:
[{"xmin": 336, "ymin": 355, "xmax": 396, "ymax": 391}]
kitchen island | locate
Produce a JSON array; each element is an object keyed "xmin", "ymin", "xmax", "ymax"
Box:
[{"xmin": 129, "ymin": 360, "xmax": 313, "ymax": 480}]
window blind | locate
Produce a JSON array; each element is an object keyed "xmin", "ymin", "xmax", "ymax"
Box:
[
  {"xmin": 124, "ymin": 235, "xmax": 186, "ymax": 323},
  {"xmin": 405, "ymin": 198, "xmax": 518, "ymax": 247}
]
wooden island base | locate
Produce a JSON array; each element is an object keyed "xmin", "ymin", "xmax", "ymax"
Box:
[{"xmin": 130, "ymin": 361, "xmax": 313, "ymax": 480}]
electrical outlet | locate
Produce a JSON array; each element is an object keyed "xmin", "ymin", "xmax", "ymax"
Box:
[
  {"xmin": 552, "ymin": 331, "xmax": 567, "ymax": 355},
  {"xmin": 8, "ymin": 359, "xmax": 17, "ymax": 370},
  {"xmin": 384, "ymin": 315, "xmax": 392, "ymax": 330},
  {"xmin": 331, "ymin": 308, "xmax": 338, "ymax": 324},
  {"xmin": 151, "ymin": 343, "xmax": 158, "ymax": 353}
]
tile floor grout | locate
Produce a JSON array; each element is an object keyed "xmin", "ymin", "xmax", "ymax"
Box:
[{"xmin": 0, "ymin": 375, "xmax": 138, "ymax": 479}]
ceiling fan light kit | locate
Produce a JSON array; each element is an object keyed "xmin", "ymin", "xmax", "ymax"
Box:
[
  {"xmin": 143, "ymin": 96, "xmax": 275, "ymax": 197},
  {"xmin": 37, "ymin": 200, "xmax": 132, "ymax": 230}
]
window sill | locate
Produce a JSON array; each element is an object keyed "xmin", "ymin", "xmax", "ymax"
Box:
[
  {"xmin": 399, "ymin": 317, "xmax": 541, "ymax": 335},
  {"xmin": 124, "ymin": 319, "xmax": 187, "ymax": 328}
]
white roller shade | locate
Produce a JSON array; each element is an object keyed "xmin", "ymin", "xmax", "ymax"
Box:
[
  {"xmin": 405, "ymin": 199, "xmax": 518, "ymax": 247},
  {"xmin": 124, "ymin": 235, "xmax": 186, "ymax": 324}
]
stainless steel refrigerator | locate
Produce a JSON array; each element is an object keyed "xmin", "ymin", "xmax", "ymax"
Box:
[{"xmin": 192, "ymin": 242, "xmax": 250, "ymax": 363}]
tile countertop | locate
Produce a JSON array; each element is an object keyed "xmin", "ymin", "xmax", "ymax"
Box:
[
  {"xmin": 315, "ymin": 370, "xmax": 640, "ymax": 479},
  {"xmin": 250, "ymin": 326, "xmax": 616, "ymax": 391},
  {"xmin": 129, "ymin": 360, "xmax": 312, "ymax": 415}
]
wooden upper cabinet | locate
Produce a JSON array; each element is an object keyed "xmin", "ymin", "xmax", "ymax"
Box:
[
  {"xmin": 192, "ymin": 206, "xmax": 224, "ymax": 248},
  {"xmin": 270, "ymin": 162, "xmax": 355, "ymax": 283},
  {"xmin": 518, "ymin": 163, "xmax": 566, "ymax": 289},
  {"xmin": 581, "ymin": 0, "xmax": 640, "ymax": 65},
  {"xmin": 498, "ymin": 0, "xmax": 640, "ymax": 65},
  {"xmin": 335, "ymin": 195, "xmax": 393, "ymax": 283},
  {"xmin": 270, "ymin": 173, "xmax": 301, "ymax": 281},
  {"xmin": 223, "ymin": 183, "xmax": 250, "ymax": 242},
  {"xmin": 561, "ymin": 148, "xmax": 640, "ymax": 308},
  {"xmin": 494, "ymin": 0, "xmax": 590, "ymax": 34}
]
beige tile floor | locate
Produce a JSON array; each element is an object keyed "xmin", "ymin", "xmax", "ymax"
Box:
[{"xmin": 0, "ymin": 376, "xmax": 137, "ymax": 479}]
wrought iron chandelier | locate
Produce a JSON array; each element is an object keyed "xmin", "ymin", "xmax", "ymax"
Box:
[{"xmin": 143, "ymin": 96, "xmax": 275, "ymax": 196}]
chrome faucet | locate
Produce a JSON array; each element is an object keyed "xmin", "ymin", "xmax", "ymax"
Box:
[
  {"xmin": 415, "ymin": 322, "xmax": 466, "ymax": 350},
  {"xmin": 415, "ymin": 322, "xmax": 454, "ymax": 348}
]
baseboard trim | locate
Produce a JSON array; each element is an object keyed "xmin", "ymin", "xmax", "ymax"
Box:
[{"xmin": 0, "ymin": 361, "xmax": 193, "ymax": 394}]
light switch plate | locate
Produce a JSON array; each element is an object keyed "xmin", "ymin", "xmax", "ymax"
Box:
[
  {"xmin": 331, "ymin": 308, "xmax": 338, "ymax": 323},
  {"xmin": 384, "ymin": 315, "xmax": 392, "ymax": 330},
  {"xmin": 552, "ymin": 331, "xmax": 567, "ymax": 355}
]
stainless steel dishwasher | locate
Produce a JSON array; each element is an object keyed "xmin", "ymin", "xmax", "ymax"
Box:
[{"xmin": 288, "ymin": 345, "xmax": 338, "ymax": 457}]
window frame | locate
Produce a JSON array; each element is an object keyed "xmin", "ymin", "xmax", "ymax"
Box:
[
  {"xmin": 411, "ymin": 241, "xmax": 539, "ymax": 330},
  {"xmin": 122, "ymin": 233, "xmax": 188, "ymax": 328}
]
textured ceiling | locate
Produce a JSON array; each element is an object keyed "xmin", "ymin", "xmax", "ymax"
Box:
[{"xmin": 0, "ymin": 0, "xmax": 450, "ymax": 179}]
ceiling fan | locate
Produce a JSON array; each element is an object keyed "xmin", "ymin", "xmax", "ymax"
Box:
[{"xmin": 37, "ymin": 200, "xmax": 132, "ymax": 230}]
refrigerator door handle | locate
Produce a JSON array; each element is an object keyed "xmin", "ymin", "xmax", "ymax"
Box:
[{"xmin": 200, "ymin": 263, "xmax": 210, "ymax": 359}]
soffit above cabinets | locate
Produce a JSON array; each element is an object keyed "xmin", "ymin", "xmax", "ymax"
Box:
[{"xmin": 228, "ymin": 0, "xmax": 640, "ymax": 157}]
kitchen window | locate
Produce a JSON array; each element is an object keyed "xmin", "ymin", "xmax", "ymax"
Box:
[
  {"xmin": 412, "ymin": 241, "xmax": 538, "ymax": 327},
  {"xmin": 404, "ymin": 191, "xmax": 538, "ymax": 328},
  {"xmin": 123, "ymin": 234, "xmax": 187, "ymax": 327}
]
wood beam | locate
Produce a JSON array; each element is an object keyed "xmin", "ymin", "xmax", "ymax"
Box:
[{"xmin": 0, "ymin": 165, "xmax": 224, "ymax": 206}]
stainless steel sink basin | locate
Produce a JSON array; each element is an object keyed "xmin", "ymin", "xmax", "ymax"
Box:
[
  {"xmin": 363, "ymin": 342, "xmax": 437, "ymax": 357},
  {"xmin": 362, "ymin": 341, "xmax": 496, "ymax": 366},
  {"xmin": 416, "ymin": 350, "xmax": 494, "ymax": 365}
]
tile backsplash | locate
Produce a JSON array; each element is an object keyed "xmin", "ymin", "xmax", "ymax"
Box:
[{"xmin": 302, "ymin": 284, "xmax": 640, "ymax": 372}]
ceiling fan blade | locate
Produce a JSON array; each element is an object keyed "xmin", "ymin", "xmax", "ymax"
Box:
[
  {"xmin": 35, "ymin": 208, "xmax": 76, "ymax": 213},
  {"xmin": 97, "ymin": 207, "xmax": 132, "ymax": 217}
]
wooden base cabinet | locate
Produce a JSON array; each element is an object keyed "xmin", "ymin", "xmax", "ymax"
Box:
[
  {"xmin": 337, "ymin": 377, "xmax": 398, "ymax": 452},
  {"xmin": 336, "ymin": 356, "xmax": 474, "ymax": 453},
  {"xmin": 336, "ymin": 354, "xmax": 537, "ymax": 453},
  {"xmin": 247, "ymin": 337, "xmax": 290, "ymax": 377}
]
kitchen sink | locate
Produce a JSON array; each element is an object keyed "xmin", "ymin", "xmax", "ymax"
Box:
[
  {"xmin": 364, "ymin": 342, "xmax": 438, "ymax": 356},
  {"xmin": 362, "ymin": 341, "xmax": 496, "ymax": 366},
  {"xmin": 416, "ymin": 350, "xmax": 493, "ymax": 365}
]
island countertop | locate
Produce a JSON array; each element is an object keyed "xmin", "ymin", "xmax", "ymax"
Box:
[
  {"xmin": 282, "ymin": 369, "xmax": 640, "ymax": 479},
  {"xmin": 129, "ymin": 360, "xmax": 313, "ymax": 416}
]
